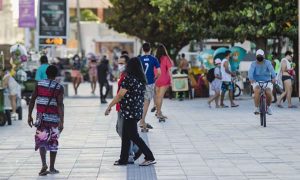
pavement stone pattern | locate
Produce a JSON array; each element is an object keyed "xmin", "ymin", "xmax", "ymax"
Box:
[{"xmin": 0, "ymin": 82, "xmax": 300, "ymax": 180}]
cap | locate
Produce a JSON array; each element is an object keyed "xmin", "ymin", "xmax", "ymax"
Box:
[
  {"xmin": 215, "ymin": 58, "xmax": 222, "ymax": 64},
  {"xmin": 256, "ymin": 49, "xmax": 265, "ymax": 56}
]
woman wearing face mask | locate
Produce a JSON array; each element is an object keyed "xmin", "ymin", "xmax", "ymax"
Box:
[
  {"xmin": 105, "ymin": 57, "xmax": 156, "ymax": 166},
  {"xmin": 277, "ymin": 51, "xmax": 297, "ymax": 108},
  {"xmin": 115, "ymin": 55, "xmax": 140, "ymax": 164},
  {"xmin": 71, "ymin": 55, "xmax": 82, "ymax": 95},
  {"xmin": 88, "ymin": 56, "xmax": 98, "ymax": 95},
  {"xmin": 116, "ymin": 55, "xmax": 129, "ymax": 137}
]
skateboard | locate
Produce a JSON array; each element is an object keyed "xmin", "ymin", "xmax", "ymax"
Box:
[{"xmin": 158, "ymin": 117, "xmax": 166, "ymax": 122}]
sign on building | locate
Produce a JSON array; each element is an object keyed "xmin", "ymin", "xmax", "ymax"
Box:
[
  {"xmin": 19, "ymin": 0, "xmax": 36, "ymax": 28},
  {"xmin": 38, "ymin": 0, "xmax": 68, "ymax": 46}
]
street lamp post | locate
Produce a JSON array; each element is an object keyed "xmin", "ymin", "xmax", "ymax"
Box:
[{"xmin": 76, "ymin": 0, "xmax": 84, "ymax": 57}]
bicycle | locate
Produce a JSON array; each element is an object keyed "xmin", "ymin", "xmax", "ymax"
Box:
[
  {"xmin": 257, "ymin": 81, "xmax": 271, "ymax": 127},
  {"xmin": 232, "ymin": 72, "xmax": 242, "ymax": 98}
]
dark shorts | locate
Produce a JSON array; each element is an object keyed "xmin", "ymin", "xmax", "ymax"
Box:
[
  {"xmin": 282, "ymin": 75, "xmax": 292, "ymax": 82},
  {"xmin": 221, "ymin": 81, "xmax": 234, "ymax": 93}
]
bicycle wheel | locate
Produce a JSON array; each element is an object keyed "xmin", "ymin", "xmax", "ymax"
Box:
[
  {"xmin": 234, "ymin": 84, "xmax": 241, "ymax": 97},
  {"xmin": 259, "ymin": 96, "xmax": 266, "ymax": 127},
  {"xmin": 263, "ymin": 112, "xmax": 267, "ymax": 127}
]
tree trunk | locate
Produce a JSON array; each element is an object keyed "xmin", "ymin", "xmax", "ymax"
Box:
[
  {"xmin": 255, "ymin": 37, "xmax": 267, "ymax": 50},
  {"xmin": 277, "ymin": 36, "xmax": 283, "ymax": 56},
  {"xmin": 272, "ymin": 38, "xmax": 277, "ymax": 53}
]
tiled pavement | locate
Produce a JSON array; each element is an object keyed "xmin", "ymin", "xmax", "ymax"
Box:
[{"xmin": 1, "ymin": 83, "xmax": 300, "ymax": 180}]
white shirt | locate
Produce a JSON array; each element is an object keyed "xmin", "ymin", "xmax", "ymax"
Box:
[
  {"xmin": 281, "ymin": 58, "xmax": 291, "ymax": 71},
  {"xmin": 221, "ymin": 58, "xmax": 232, "ymax": 82}
]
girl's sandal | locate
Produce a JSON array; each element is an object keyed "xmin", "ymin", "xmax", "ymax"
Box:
[
  {"xmin": 39, "ymin": 165, "xmax": 49, "ymax": 176},
  {"xmin": 49, "ymin": 169, "xmax": 60, "ymax": 174}
]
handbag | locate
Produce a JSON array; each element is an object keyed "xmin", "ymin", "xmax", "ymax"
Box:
[{"xmin": 34, "ymin": 81, "xmax": 59, "ymax": 127}]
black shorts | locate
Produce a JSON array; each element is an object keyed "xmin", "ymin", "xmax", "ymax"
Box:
[{"xmin": 282, "ymin": 75, "xmax": 292, "ymax": 82}]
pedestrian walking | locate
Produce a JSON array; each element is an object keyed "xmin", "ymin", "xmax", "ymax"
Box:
[
  {"xmin": 97, "ymin": 56, "xmax": 110, "ymax": 104},
  {"xmin": 105, "ymin": 57, "xmax": 156, "ymax": 166},
  {"xmin": 139, "ymin": 43, "xmax": 161, "ymax": 132},
  {"xmin": 155, "ymin": 44, "xmax": 173, "ymax": 121},
  {"xmin": 277, "ymin": 51, "xmax": 297, "ymax": 108},
  {"xmin": 178, "ymin": 53, "xmax": 190, "ymax": 101},
  {"xmin": 115, "ymin": 55, "xmax": 140, "ymax": 163},
  {"xmin": 220, "ymin": 50, "xmax": 238, "ymax": 108},
  {"xmin": 27, "ymin": 65, "xmax": 64, "ymax": 176},
  {"xmin": 88, "ymin": 55, "xmax": 98, "ymax": 95},
  {"xmin": 35, "ymin": 55, "xmax": 49, "ymax": 81},
  {"xmin": 71, "ymin": 55, "xmax": 82, "ymax": 95},
  {"xmin": 207, "ymin": 58, "xmax": 222, "ymax": 108},
  {"xmin": 1, "ymin": 68, "xmax": 21, "ymax": 121},
  {"xmin": 271, "ymin": 52, "xmax": 281, "ymax": 103}
]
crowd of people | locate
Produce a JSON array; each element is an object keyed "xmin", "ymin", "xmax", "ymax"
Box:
[
  {"xmin": 25, "ymin": 43, "xmax": 298, "ymax": 176},
  {"xmin": 207, "ymin": 49, "xmax": 297, "ymax": 115}
]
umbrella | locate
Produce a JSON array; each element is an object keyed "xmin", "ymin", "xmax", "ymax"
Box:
[
  {"xmin": 230, "ymin": 46, "xmax": 246, "ymax": 61},
  {"xmin": 198, "ymin": 49, "xmax": 215, "ymax": 70},
  {"xmin": 86, "ymin": 52, "xmax": 98, "ymax": 61},
  {"xmin": 229, "ymin": 46, "xmax": 247, "ymax": 71},
  {"xmin": 10, "ymin": 44, "xmax": 27, "ymax": 56},
  {"xmin": 213, "ymin": 47, "xmax": 230, "ymax": 60}
]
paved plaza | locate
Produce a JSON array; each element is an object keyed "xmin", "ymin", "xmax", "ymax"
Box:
[{"xmin": 1, "ymin": 83, "xmax": 300, "ymax": 180}]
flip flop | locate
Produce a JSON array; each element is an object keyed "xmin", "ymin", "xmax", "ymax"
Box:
[
  {"xmin": 139, "ymin": 123, "xmax": 153, "ymax": 129},
  {"xmin": 139, "ymin": 160, "xmax": 156, "ymax": 166},
  {"xmin": 288, "ymin": 105, "xmax": 297, "ymax": 108},
  {"xmin": 220, "ymin": 105, "xmax": 229, "ymax": 108},
  {"xmin": 231, "ymin": 104, "xmax": 239, "ymax": 108},
  {"xmin": 277, "ymin": 104, "xmax": 284, "ymax": 108}
]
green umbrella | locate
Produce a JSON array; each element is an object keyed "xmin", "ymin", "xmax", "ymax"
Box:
[
  {"xmin": 229, "ymin": 46, "xmax": 247, "ymax": 71},
  {"xmin": 213, "ymin": 47, "xmax": 230, "ymax": 60}
]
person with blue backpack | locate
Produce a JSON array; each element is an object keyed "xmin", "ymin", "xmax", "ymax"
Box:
[{"xmin": 207, "ymin": 59, "xmax": 222, "ymax": 108}]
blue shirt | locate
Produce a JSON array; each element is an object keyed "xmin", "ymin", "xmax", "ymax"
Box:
[
  {"xmin": 248, "ymin": 60, "xmax": 276, "ymax": 82},
  {"xmin": 139, "ymin": 55, "xmax": 160, "ymax": 85},
  {"xmin": 35, "ymin": 64, "xmax": 49, "ymax": 81}
]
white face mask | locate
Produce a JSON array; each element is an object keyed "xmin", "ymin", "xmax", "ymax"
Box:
[{"xmin": 118, "ymin": 64, "xmax": 126, "ymax": 72}]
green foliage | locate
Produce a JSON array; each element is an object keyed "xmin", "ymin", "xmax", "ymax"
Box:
[
  {"xmin": 81, "ymin": 9, "xmax": 99, "ymax": 21},
  {"xmin": 151, "ymin": 0, "xmax": 298, "ymax": 42},
  {"xmin": 107, "ymin": 0, "xmax": 297, "ymax": 55},
  {"xmin": 106, "ymin": 0, "xmax": 193, "ymax": 58},
  {"xmin": 70, "ymin": 9, "xmax": 99, "ymax": 22}
]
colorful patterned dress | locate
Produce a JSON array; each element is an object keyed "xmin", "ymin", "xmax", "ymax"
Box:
[{"xmin": 35, "ymin": 79, "xmax": 63, "ymax": 152}]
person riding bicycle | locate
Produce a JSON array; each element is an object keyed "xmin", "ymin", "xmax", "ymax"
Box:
[{"xmin": 248, "ymin": 49, "xmax": 276, "ymax": 115}]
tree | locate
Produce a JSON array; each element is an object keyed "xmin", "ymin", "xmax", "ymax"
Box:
[
  {"xmin": 70, "ymin": 9, "xmax": 99, "ymax": 22},
  {"xmin": 151, "ymin": 0, "xmax": 297, "ymax": 49},
  {"xmin": 106, "ymin": 0, "xmax": 193, "ymax": 60}
]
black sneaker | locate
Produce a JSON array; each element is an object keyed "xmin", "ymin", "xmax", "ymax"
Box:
[{"xmin": 101, "ymin": 100, "xmax": 108, "ymax": 104}]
